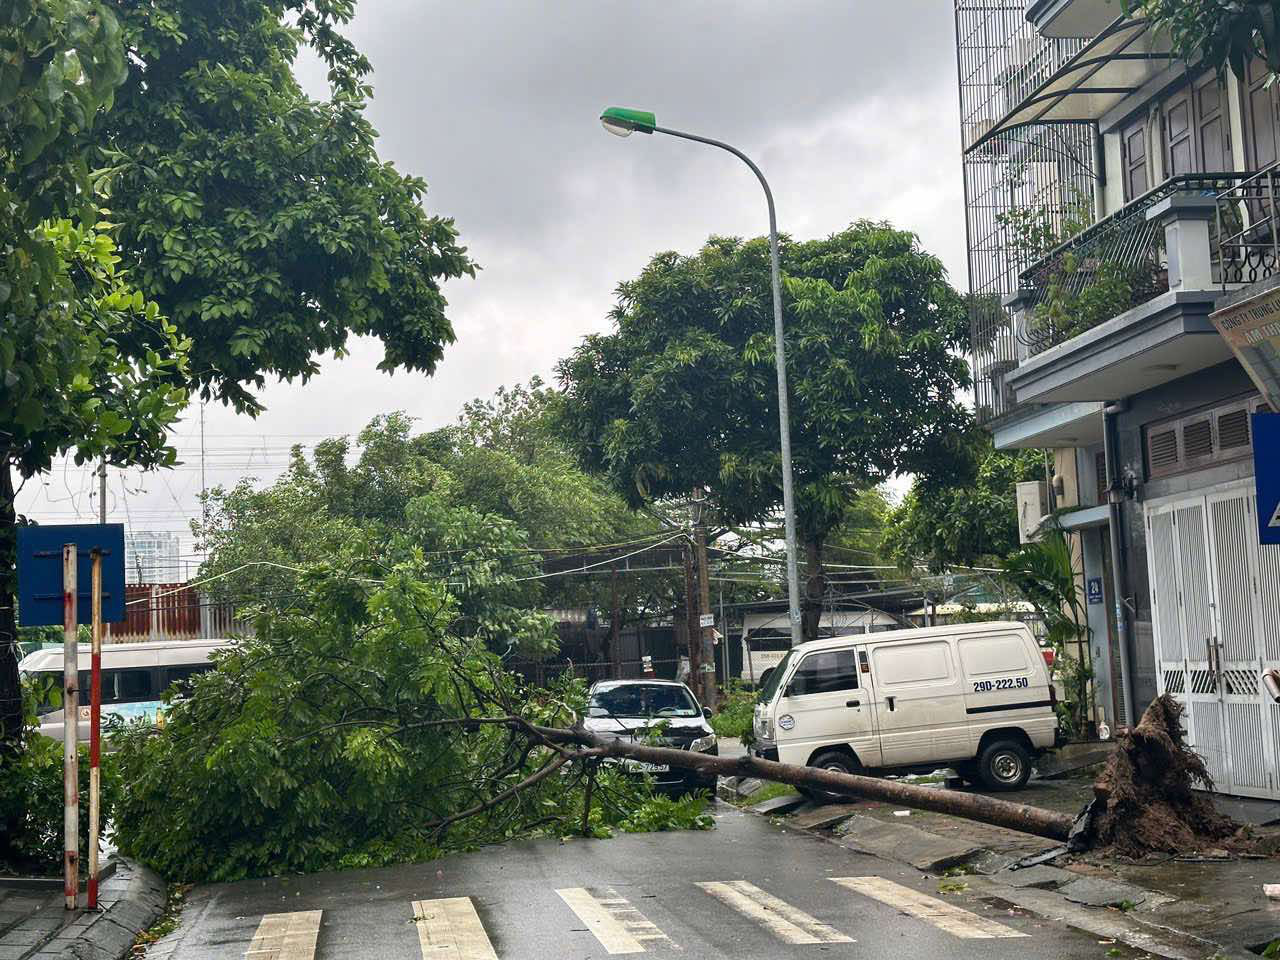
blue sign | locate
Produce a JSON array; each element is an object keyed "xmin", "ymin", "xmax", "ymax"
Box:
[
  {"xmin": 1255, "ymin": 413, "xmax": 1280, "ymax": 546},
  {"xmin": 1086, "ymin": 577, "xmax": 1104, "ymax": 605},
  {"xmin": 16, "ymin": 524, "xmax": 126, "ymax": 626}
]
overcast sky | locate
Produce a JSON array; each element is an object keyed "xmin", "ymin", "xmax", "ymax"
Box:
[{"xmin": 20, "ymin": 1, "xmax": 967, "ymax": 574}]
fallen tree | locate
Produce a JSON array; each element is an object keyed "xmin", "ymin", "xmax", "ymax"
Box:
[
  {"xmin": 1088, "ymin": 694, "xmax": 1247, "ymax": 857},
  {"xmin": 524, "ymin": 722, "xmax": 1075, "ymax": 842}
]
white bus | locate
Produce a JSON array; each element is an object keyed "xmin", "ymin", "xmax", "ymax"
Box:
[{"xmin": 18, "ymin": 639, "xmax": 236, "ymax": 741}]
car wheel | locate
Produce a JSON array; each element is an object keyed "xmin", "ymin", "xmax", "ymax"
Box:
[
  {"xmin": 977, "ymin": 739, "xmax": 1032, "ymax": 791},
  {"xmin": 807, "ymin": 750, "xmax": 859, "ymax": 805}
]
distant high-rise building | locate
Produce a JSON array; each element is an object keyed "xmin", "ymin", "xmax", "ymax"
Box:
[{"xmin": 124, "ymin": 530, "xmax": 182, "ymax": 584}]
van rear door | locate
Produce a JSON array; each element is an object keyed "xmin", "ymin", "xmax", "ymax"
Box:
[
  {"xmin": 958, "ymin": 630, "xmax": 1054, "ymax": 744},
  {"xmin": 868, "ymin": 637, "xmax": 969, "ymax": 766}
]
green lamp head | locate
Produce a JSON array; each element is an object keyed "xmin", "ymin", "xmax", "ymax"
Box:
[{"xmin": 600, "ymin": 107, "xmax": 656, "ymax": 138}]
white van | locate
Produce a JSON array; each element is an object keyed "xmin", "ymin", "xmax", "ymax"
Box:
[
  {"xmin": 19, "ymin": 639, "xmax": 235, "ymax": 742},
  {"xmin": 751, "ymin": 622, "xmax": 1058, "ymax": 794}
]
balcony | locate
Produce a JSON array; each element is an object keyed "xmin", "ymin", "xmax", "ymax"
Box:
[
  {"xmin": 1027, "ymin": 0, "xmax": 1126, "ymax": 39},
  {"xmin": 972, "ymin": 173, "xmax": 1271, "ymax": 420}
]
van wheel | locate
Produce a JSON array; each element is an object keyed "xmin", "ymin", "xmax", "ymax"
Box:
[
  {"xmin": 807, "ymin": 751, "xmax": 859, "ymax": 805},
  {"xmin": 977, "ymin": 739, "xmax": 1032, "ymax": 791}
]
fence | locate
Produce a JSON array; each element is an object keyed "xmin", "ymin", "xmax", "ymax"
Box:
[
  {"xmin": 106, "ymin": 584, "xmax": 249, "ymax": 643},
  {"xmin": 1217, "ymin": 165, "xmax": 1280, "ymax": 286}
]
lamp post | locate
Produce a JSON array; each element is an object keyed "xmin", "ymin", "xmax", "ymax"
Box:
[{"xmin": 600, "ymin": 107, "xmax": 803, "ymax": 649}]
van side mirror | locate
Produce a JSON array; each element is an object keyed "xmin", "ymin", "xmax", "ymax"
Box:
[{"xmin": 703, "ymin": 706, "xmax": 712, "ymax": 719}]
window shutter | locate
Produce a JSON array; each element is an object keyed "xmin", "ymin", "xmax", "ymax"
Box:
[
  {"xmin": 1217, "ymin": 407, "xmax": 1251, "ymax": 450},
  {"xmin": 1183, "ymin": 418, "xmax": 1214, "ymax": 461},
  {"xmin": 1148, "ymin": 427, "xmax": 1180, "ymax": 471}
]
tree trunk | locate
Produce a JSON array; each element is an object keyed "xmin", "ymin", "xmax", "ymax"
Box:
[
  {"xmin": 609, "ymin": 567, "xmax": 622, "ymax": 680},
  {"xmin": 0, "ymin": 455, "xmax": 21, "ymax": 748},
  {"xmin": 681, "ymin": 541, "xmax": 701, "ymax": 682},
  {"xmin": 534, "ymin": 724, "xmax": 1075, "ymax": 843},
  {"xmin": 801, "ymin": 537, "xmax": 825, "ymax": 643}
]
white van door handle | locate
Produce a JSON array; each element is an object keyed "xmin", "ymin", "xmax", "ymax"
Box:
[
  {"xmin": 885, "ymin": 695, "xmax": 896, "ymax": 712},
  {"xmin": 846, "ymin": 698, "xmax": 860, "ymax": 707}
]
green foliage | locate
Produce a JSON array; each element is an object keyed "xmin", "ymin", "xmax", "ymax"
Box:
[
  {"xmin": 97, "ymin": 0, "xmax": 475, "ymax": 413},
  {"xmin": 708, "ymin": 682, "xmax": 756, "ymax": 740},
  {"xmin": 0, "ymin": 677, "xmax": 123, "ymax": 876},
  {"xmin": 1030, "ymin": 256, "xmax": 1161, "ymax": 346},
  {"xmin": 1125, "ymin": 0, "xmax": 1280, "ymax": 81},
  {"xmin": 558, "ymin": 222, "xmax": 972, "ymax": 636},
  {"xmin": 111, "ymin": 565, "xmax": 710, "ymax": 882},
  {"xmin": 883, "ymin": 433, "xmax": 1045, "ymax": 573},
  {"xmin": 196, "ymin": 391, "xmax": 677, "ymax": 654},
  {"xmin": 617, "ymin": 790, "xmax": 714, "ymax": 834},
  {"xmin": 1002, "ymin": 529, "xmax": 1093, "ymax": 738}
]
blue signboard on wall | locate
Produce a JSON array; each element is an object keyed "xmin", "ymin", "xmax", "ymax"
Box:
[
  {"xmin": 16, "ymin": 524, "xmax": 126, "ymax": 627},
  {"xmin": 1086, "ymin": 577, "xmax": 1104, "ymax": 605},
  {"xmin": 1254, "ymin": 413, "xmax": 1280, "ymax": 546}
]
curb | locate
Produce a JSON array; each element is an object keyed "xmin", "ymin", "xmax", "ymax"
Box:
[
  {"xmin": 737, "ymin": 800, "xmax": 1257, "ymax": 960},
  {"xmin": 13, "ymin": 858, "xmax": 165, "ymax": 960}
]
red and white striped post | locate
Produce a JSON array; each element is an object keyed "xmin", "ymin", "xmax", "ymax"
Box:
[
  {"xmin": 88, "ymin": 548, "xmax": 102, "ymax": 909},
  {"xmin": 61, "ymin": 544, "xmax": 79, "ymax": 910}
]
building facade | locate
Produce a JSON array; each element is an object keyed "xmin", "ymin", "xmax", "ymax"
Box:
[
  {"xmin": 956, "ymin": 0, "xmax": 1280, "ymax": 799},
  {"xmin": 123, "ymin": 530, "xmax": 183, "ymax": 584}
]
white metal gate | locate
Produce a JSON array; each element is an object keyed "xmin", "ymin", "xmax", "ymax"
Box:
[{"xmin": 1146, "ymin": 480, "xmax": 1280, "ymax": 800}]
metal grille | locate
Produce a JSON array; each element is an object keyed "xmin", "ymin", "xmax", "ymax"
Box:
[
  {"xmin": 1226, "ymin": 702, "xmax": 1270, "ymax": 789},
  {"xmin": 1260, "ymin": 542, "xmax": 1280, "ymax": 663},
  {"xmin": 1176, "ymin": 504, "xmax": 1214, "ymax": 653},
  {"xmin": 1162, "ymin": 669, "xmax": 1186, "ymax": 694},
  {"xmin": 1189, "ymin": 669, "xmax": 1218, "ymax": 695},
  {"xmin": 1016, "ymin": 173, "xmax": 1249, "ymax": 357},
  {"xmin": 1149, "ymin": 511, "xmax": 1184, "ymax": 663},
  {"xmin": 1217, "ymin": 165, "xmax": 1280, "ymax": 285},
  {"xmin": 1210, "ymin": 495, "xmax": 1258, "ymax": 663},
  {"xmin": 1190, "ymin": 700, "xmax": 1229, "ymax": 787},
  {"xmin": 956, "ymin": 1, "xmax": 1095, "ymax": 424},
  {"xmin": 1223, "ymin": 669, "xmax": 1260, "ymax": 696}
]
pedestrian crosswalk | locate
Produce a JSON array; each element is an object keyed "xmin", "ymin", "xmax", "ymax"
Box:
[{"xmin": 241, "ymin": 874, "xmax": 1031, "ymax": 958}]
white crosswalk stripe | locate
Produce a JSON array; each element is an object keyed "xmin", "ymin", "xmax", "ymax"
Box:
[
  {"xmin": 244, "ymin": 910, "xmax": 323, "ymax": 960},
  {"xmin": 556, "ymin": 887, "xmax": 674, "ymax": 954},
  {"xmin": 831, "ymin": 876, "xmax": 1029, "ymax": 939},
  {"xmin": 696, "ymin": 880, "xmax": 852, "ymax": 945},
  {"xmin": 413, "ymin": 897, "xmax": 500, "ymax": 960}
]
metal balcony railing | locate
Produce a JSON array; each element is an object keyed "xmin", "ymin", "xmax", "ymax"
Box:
[
  {"xmin": 1217, "ymin": 165, "xmax": 1280, "ymax": 286},
  {"xmin": 971, "ymin": 173, "xmax": 1268, "ymax": 424}
]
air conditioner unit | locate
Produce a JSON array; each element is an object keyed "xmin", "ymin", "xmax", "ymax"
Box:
[{"xmin": 1016, "ymin": 480, "xmax": 1050, "ymax": 544}]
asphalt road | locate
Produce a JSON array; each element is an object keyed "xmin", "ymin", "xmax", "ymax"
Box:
[{"xmin": 149, "ymin": 803, "xmax": 1136, "ymax": 960}]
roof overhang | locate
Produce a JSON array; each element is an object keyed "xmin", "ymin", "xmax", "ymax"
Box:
[
  {"xmin": 970, "ymin": 17, "xmax": 1175, "ymax": 151},
  {"xmin": 1028, "ymin": 0, "xmax": 1128, "ymax": 38}
]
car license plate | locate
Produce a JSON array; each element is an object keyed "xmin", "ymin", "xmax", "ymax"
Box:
[{"xmin": 622, "ymin": 759, "xmax": 669, "ymax": 773}]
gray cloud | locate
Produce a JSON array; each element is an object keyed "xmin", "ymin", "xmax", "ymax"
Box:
[{"xmin": 21, "ymin": 1, "xmax": 966, "ymax": 549}]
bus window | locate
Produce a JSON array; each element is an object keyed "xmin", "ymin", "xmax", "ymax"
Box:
[
  {"xmin": 162, "ymin": 665, "xmax": 210, "ymax": 697},
  {"xmin": 113, "ymin": 669, "xmax": 154, "ymax": 703}
]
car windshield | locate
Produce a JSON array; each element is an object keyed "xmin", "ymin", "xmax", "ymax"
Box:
[
  {"xmin": 588, "ymin": 684, "xmax": 699, "ymax": 718},
  {"xmin": 757, "ymin": 650, "xmax": 794, "ymax": 703}
]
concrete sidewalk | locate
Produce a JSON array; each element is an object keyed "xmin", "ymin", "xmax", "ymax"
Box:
[
  {"xmin": 727, "ymin": 770, "xmax": 1280, "ymax": 959},
  {"xmin": 0, "ymin": 859, "xmax": 165, "ymax": 960}
]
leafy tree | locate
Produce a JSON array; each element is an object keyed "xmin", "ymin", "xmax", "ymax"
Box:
[
  {"xmin": 557, "ymin": 222, "xmax": 972, "ymax": 639},
  {"xmin": 195, "ymin": 396, "xmax": 679, "ymax": 657},
  {"xmin": 1124, "ymin": 0, "xmax": 1280, "ymax": 80},
  {"xmin": 1, "ymin": 2, "xmax": 189, "ymax": 757},
  {"xmin": 882, "ymin": 435, "xmax": 1045, "ymax": 573},
  {"xmin": 112, "ymin": 563, "xmax": 711, "ymax": 883},
  {"xmin": 97, "ymin": 0, "xmax": 475, "ymax": 412},
  {"xmin": 1002, "ymin": 529, "xmax": 1092, "ymax": 738}
]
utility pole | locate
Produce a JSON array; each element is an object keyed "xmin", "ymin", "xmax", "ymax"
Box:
[
  {"xmin": 199, "ymin": 400, "xmax": 208, "ymax": 532},
  {"xmin": 98, "ymin": 459, "xmax": 106, "ymax": 525},
  {"xmin": 609, "ymin": 565, "xmax": 622, "ymax": 680},
  {"xmin": 681, "ymin": 539, "xmax": 702, "ymax": 687},
  {"xmin": 692, "ymin": 491, "xmax": 718, "ymax": 709}
]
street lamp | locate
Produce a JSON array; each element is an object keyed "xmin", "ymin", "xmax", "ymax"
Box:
[{"xmin": 599, "ymin": 106, "xmax": 803, "ymax": 650}]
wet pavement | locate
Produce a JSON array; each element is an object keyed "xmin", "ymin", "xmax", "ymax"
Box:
[{"xmin": 144, "ymin": 802, "xmax": 1145, "ymax": 960}]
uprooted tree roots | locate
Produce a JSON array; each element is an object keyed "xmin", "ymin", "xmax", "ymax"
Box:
[{"xmin": 1089, "ymin": 694, "xmax": 1249, "ymax": 858}]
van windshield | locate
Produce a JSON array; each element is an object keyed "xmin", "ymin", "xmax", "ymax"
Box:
[{"xmin": 757, "ymin": 650, "xmax": 793, "ymax": 703}]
